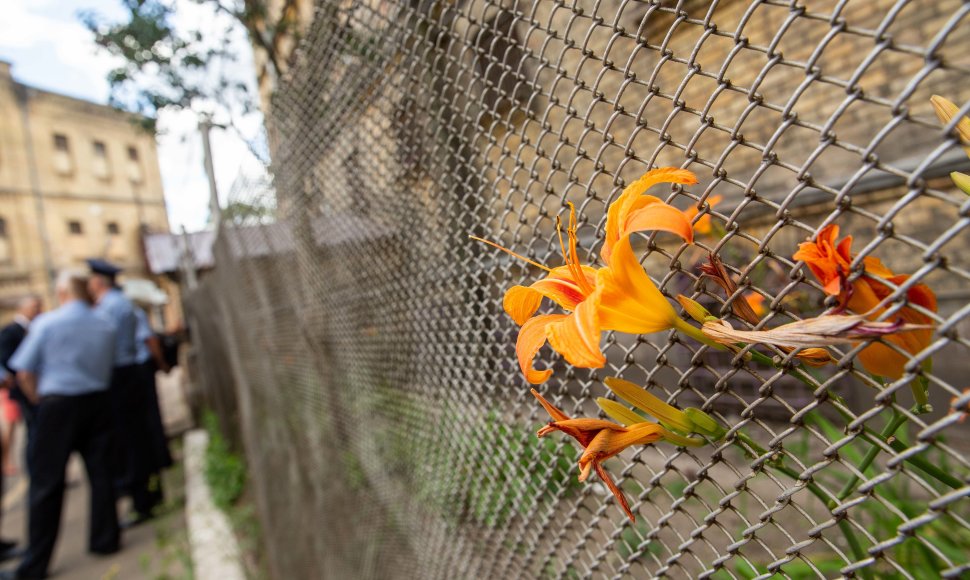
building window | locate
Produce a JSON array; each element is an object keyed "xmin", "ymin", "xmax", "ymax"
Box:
[
  {"xmin": 52, "ymin": 134, "xmax": 74, "ymax": 175},
  {"xmin": 92, "ymin": 140, "xmax": 111, "ymax": 180},
  {"xmin": 68, "ymin": 220, "xmax": 83, "ymax": 235},
  {"xmin": 126, "ymin": 145, "xmax": 143, "ymax": 183},
  {"xmin": 106, "ymin": 222, "xmax": 120, "ymax": 235}
]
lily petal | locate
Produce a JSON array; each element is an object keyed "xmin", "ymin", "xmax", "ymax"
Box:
[
  {"xmin": 517, "ymin": 314, "xmax": 568, "ymax": 384},
  {"xmin": 597, "ymin": 236, "xmax": 679, "ymax": 335},
  {"xmin": 545, "ymin": 293, "xmax": 607, "ymax": 370},
  {"xmin": 503, "ymin": 285, "xmax": 543, "ymax": 326}
]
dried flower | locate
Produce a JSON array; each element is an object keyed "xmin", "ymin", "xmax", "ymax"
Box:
[
  {"xmin": 702, "ymin": 315, "xmax": 930, "ymax": 350},
  {"xmin": 532, "ymin": 388, "xmax": 675, "ymax": 522},
  {"xmin": 793, "ymin": 224, "xmax": 937, "ymax": 378},
  {"xmin": 699, "ymin": 253, "xmax": 761, "ymax": 325}
]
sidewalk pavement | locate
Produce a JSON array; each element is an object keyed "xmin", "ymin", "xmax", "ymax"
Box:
[{"xmin": 0, "ymin": 367, "xmax": 194, "ymax": 579}]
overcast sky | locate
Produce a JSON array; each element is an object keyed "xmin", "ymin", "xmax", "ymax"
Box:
[{"xmin": 0, "ymin": 0, "xmax": 264, "ymax": 233}]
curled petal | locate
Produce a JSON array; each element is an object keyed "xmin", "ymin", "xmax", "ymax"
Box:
[
  {"xmin": 602, "ymin": 168, "xmax": 698, "ymax": 265},
  {"xmin": 546, "ymin": 294, "xmax": 607, "ymax": 370},
  {"xmin": 530, "ymin": 388, "xmax": 570, "ymax": 423},
  {"xmin": 621, "ymin": 202, "xmax": 694, "ymax": 248},
  {"xmin": 503, "ymin": 285, "xmax": 543, "ymax": 325},
  {"xmin": 593, "ymin": 463, "xmax": 635, "ymax": 522},
  {"xmin": 539, "ymin": 418, "xmax": 625, "ymax": 445},
  {"xmin": 516, "ymin": 314, "xmax": 568, "ymax": 384}
]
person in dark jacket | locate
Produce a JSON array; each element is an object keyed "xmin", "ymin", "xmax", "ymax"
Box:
[
  {"xmin": 0, "ymin": 296, "xmax": 42, "ymax": 473},
  {"xmin": 0, "ymin": 296, "xmax": 41, "ymax": 561},
  {"xmin": 87, "ymin": 259, "xmax": 156, "ymax": 528}
]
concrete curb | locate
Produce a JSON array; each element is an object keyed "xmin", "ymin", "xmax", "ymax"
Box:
[{"xmin": 184, "ymin": 429, "xmax": 246, "ymax": 580}]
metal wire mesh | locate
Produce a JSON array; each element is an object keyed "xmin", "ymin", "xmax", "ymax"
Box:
[{"xmin": 187, "ymin": 1, "xmax": 970, "ymax": 578}]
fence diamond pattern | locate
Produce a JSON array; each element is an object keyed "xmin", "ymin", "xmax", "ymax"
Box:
[{"xmin": 187, "ymin": 1, "xmax": 970, "ymax": 578}]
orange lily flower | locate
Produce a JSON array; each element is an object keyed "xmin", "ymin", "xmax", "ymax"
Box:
[
  {"xmin": 683, "ymin": 195, "xmax": 723, "ymax": 235},
  {"xmin": 532, "ymin": 388, "xmax": 672, "ymax": 522},
  {"xmin": 476, "ymin": 172, "xmax": 697, "ymax": 383},
  {"xmin": 792, "ymin": 224, "xmax": 937, "ymax": 379}
]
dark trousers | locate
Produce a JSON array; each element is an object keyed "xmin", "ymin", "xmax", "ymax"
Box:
[
  {"xmin": 108, "ymin": 365, "xmax": 160, "ymax": 516},
  {"xmin": 18, "ymin": 392, "xmax": 120, "ymax": 579}
]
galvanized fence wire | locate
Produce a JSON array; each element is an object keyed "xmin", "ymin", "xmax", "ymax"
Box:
[{"xmin": 188, "ymin": 1, "xmax": 970, "ymax": 578}]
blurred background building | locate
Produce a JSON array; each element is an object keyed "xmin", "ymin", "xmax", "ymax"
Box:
[{"xmin": 0, "ymin": 60, "xmax": 178, "ymax": 324}]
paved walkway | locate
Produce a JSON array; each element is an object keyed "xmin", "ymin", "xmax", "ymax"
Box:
[{"xmin": 0, "ymin": 368, "xmax": 194, "ymax": 579}]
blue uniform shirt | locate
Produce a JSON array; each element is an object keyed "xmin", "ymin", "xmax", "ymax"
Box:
[
  {"xmin": 134, "ymin": 308, "xmax": 152, "ymax": 365},
  {"xmin": 10, "ymin": 301, "xmax": 116, "ymax": 397},
  {"xmin": 95, "ymin": 288, "xmax": 138, "ymax": 367}
]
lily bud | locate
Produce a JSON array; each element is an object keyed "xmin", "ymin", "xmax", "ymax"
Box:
[
  {"xmin": 676, "ymin": 295, "xmax": 714, "ymax": 324},
  {"xmin": 951, "ymin": 171, "xmax": 970, "ymax": 196},
  {"xmin": 683, "ymin": 408, "xmax": 727, "ymax": 440},
  {"xmin": 931, "ymin": 95, "xmax": 970, "ymax": 156}
]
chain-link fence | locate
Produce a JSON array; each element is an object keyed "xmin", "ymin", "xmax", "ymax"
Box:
[{"xmin": 186, "ymin": 1, "xmax": 970, "ymax": 578}]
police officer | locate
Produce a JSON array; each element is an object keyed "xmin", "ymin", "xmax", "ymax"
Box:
[
  {"xmin": 86, "ymin": 259, "xmax": 155, "ymax": 526},
  {"xmin": 132, "ymin": 306, "xmax": 173, "ymax": 512},
  {"xmin": 2, "ymin": 270, "xmax": 120, "ymax": 580}
]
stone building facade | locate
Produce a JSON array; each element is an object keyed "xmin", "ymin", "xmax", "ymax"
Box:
[{"xmin": 0, "ymin": 61, "xmax": 176, "ymax": 321}]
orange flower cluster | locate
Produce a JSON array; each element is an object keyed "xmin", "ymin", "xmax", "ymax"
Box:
[
  {"xmin": 474, "ymin": 166, "xmax": 938, "ymax": 523},
  {"xmin": 792, "ymin": 224, "xmax": 937, "ymax": 379}
]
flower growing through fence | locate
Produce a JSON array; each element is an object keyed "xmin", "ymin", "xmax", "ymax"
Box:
[
  {"xmin": 792, "ymin": 224, "xmax": 937, "ymax": 379},
  {"xmin": 474, "ymin": 169, "xmax": 700, "ymax": 383},
  {"xmin": 532, "ymin": 388, "xmax": 696, "ymax": 522}
]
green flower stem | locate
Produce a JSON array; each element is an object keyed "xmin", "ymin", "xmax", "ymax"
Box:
[
  {"xmin": 772, "ymin": 462, "xmax": 872, "ymax": 579},
  {"xmin": 835, "ymin": 410, "xmax": 907, "ymax": 503},
  {"xmin": 882, "ymin": 438, "xmax": 963, "ymax": 490}
]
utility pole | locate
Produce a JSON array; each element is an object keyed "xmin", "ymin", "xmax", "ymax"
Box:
[{"xmin": 199, "ymin": 117, "xmax": 222, "ymax": 229}]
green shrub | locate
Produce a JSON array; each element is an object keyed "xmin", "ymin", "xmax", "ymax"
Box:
[{"xmin": 203, "ymin": 411, "xmax": 247, "ymax": 512}]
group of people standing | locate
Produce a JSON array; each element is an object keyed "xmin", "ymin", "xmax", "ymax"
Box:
[{"xmin": 0, "ymin": 260, "xmax": 172, "ymax": 579}]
